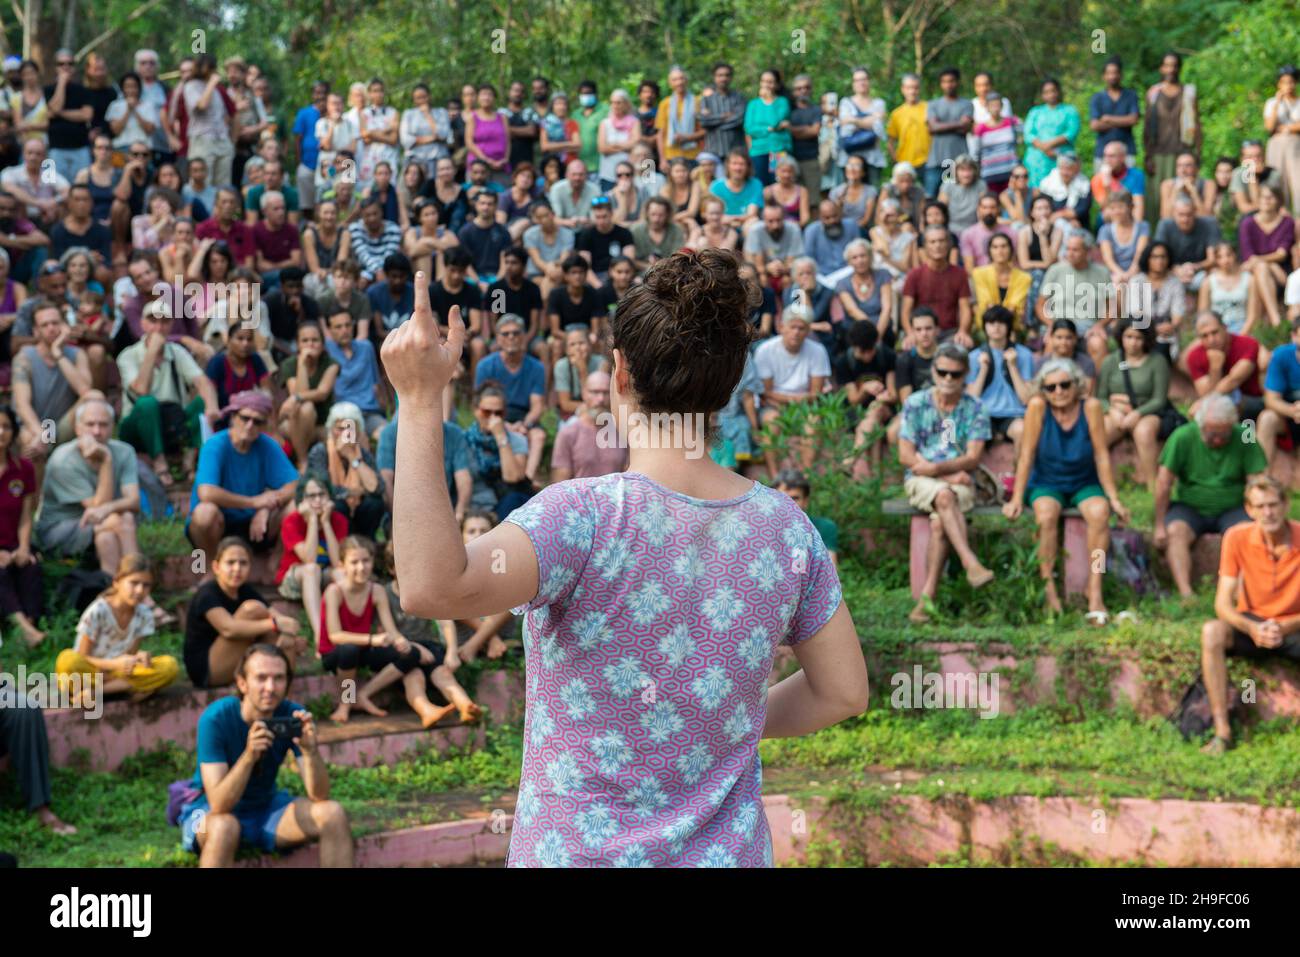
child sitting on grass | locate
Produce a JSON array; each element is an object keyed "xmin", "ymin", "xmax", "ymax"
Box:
[{"xmin": 320, "ymin": 534, "xmax": 457, "ymax": 727}]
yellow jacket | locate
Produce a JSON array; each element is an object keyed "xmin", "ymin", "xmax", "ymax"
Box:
[{"xmin": 971, "ymin": 265, "xmax": 1032, "ymax": 335}]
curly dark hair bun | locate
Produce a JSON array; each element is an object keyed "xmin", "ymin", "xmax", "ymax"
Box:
[{"xmin": 611, "ymin": 248, "xmax": 758, "ymax": 416}]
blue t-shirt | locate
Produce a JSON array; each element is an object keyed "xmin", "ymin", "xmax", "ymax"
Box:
[
  {"xmin": 457, "ymin": 220, "xmax": 513, "ymax": 279},
  {"xmin": 190, "ymin": 431, "xmax": 300, "ymax": 523},
  {"xmin": 325, "ymin": 338, "xmax": 382, "ymax": 414},
  {"xmin": 191, "ymin": 695, "xmax": 303, "ymax": 813},
  {"xmin": 367, "ymin": 282, "xmax": 415, "ymax": 334},
  {"xmin": 1265, "ymin": 343, "xmax": 1300, "ymax": 403},
  {"xmin": 966, "ymin": 343, "xmax": 1035, "ymax": 419},
  {"xmin": 376, "ymin": 418, "xmax": 471, "ymax": 506},
  {"xmin": 1088, "ymin": 88, "xmax": 1139, "ymax": 158},
  {"xmin": 292, "ymin": 104, "xmax": 322, "ymax": 171},
  {"xmin": 474, "ymin": 352, "xmax": 546, "ymax": 422},
  {"xmin": 709, "ymin": 177, "xmax": 765, "ymax": 217}
]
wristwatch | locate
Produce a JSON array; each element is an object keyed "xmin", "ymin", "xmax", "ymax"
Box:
[{"xmin": 351, "ymin": 457, "xmax": 362, "ymax": 469}]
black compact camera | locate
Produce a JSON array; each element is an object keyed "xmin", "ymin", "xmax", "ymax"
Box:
[{"xmin": 262, "ymin": 716, "xmax": 303, "ymax": 741}]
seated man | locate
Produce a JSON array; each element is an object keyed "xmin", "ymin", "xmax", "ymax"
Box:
[
  {"xmin": 1184, "ymin": 309, "xmax": 1264, "ymax": 421},
  {"xmin": 377, "ymin": 415, "xmax": 472, "ymax": 525},
  {"xmin": 263, "ymin": 266, "xmax": 320, "ymax": 360},
  {"xmin": 550, "ymin": 371, "xmax": 628, "ymax": 481},
  {"xmin": 178, "ymin": 643, "xmax": 352, "ymax": 867},
  {"xmin": 251, "ymin": 189, "xmax": 302, "ymax": 288},
  {"xmin": 754, "ymin": 304, "xmax": 830, "ymax": 475},
  {"xmin": 901, "ymin": 226, "xmax": 972, "ymax": 348},
  {"xmin": 35, "ymin": 397, "xmax": 140, "ymax": 574},
  {"xmin": 0, "ymin": 674, "xmax": 76, "ymax": 836},
  {"xmin": 573, "ymin": 196, "xmax": 634, "ymax": 287},
  {"xmin": 1258, "ymin": 316, "xmax": 1300, "ymax": 466},
  {"xmin": 839, "ymin": 320, "xmax": 897, "ymax": 474},
  {"xmin": 347, "ymin": 196, "xmax": 403, "ymax": 286},
  {"xmin": 195, "ymin": 186, "xmax": 255, "ymax": 268},
  {"xmin": 1154, "ymin": 195, "xmax": 1219, "ymax": 292},
  {"xmin": 117, "ymin": 299, "xmax": 221, "ymax": 487},
  {"xmin": 898, "ymin": 342, "xmax": 995, "ymax": 623},
  {"xmin": 545, "ymin": 254, "xmax": 602, "ymax": 365},
  {"xmin": 458, "ymin": 188, "xmax": 513, "ymax": 288},
  {"xmin": 1037, "ymin": 149, "xmax": 1091, "ymax": 230},
  {"xmin": 473, "ymin": 313, "xmax": 547, "ymax": 483},
  {"xmin": 891, "ymin": 306, "xmax": 940, "ymax": 445},
  {"xmin": 12, "ymin": 300, "xmax": 94, "ymax": 469},
  {"xmin": 49, "ymin": 184, "xmax": 111, "ymax": 280},
  {"xmin": 364, "ymin": 251, "xmax": 414, "ymax": 342},
  {"xmin": 630, "ymin": 196, "xmax": 686, "ymax": 272},
  {"xmin": 801, "ymin": 198, "xmax": 860, "ymax": 289},
  {"xmin": 188, "ymin": 391, "xmax": 299, "ymax": 558},
  {"xmin": 1155, "ymin": 394, "xmax": 1265, "ymax": 599},
  {"xmin": 485, "ymin": 247, "xmax": 546, "ymax": 365},
  {"xmin": 775, "ymin": 468, "xmax": 839, "ymax": 568},
  {"xmin": 0, "ymin": 189, "xmax": 51, "ymax": 286},
  {"xmin": 964, "ymin": 304, "xmax": 1034, "ymax": 456},
  {"xmin": 1037, "ymin": 232, "xmax": 1114, "ymax": 373},
  {"xmin": 744, "ymin": 202, "xmax": 804, "ymax": 287},
  {"xmin": 429, "ymin": 246, "xmax": 489, "ymax": 384},
  {"xmin": 1200, "ymin": 476, "xmax": 1300, "ymax": 754},
  {"xmin": 324, "ymin": 309, "xmax": 388, "ymax": 441}
]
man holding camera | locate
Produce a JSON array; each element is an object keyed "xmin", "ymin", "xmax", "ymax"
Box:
[{"xmin": 179, "ymin": 644, "xmax": 352, "ymax": 867}]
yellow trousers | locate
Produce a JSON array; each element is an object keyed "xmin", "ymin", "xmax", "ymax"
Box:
[{"xmin": 55, "ymin": 649, "xmax": 180, "ymax": 698}]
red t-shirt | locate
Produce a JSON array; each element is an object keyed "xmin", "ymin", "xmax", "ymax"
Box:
[
  {"xmin": 196, "ymin": 216, "xmax": 256, "ymax": 266},
  {"xmin": 1185, "ymin": 333, "xmax": 1262, "ymax": 397},
  {"xmin": 253, "ymin": 220, "xmax": 300, "ymax": 265},
  {"xmin": 0, "ymin": 456, "xmax": 34, "ymax": 548},
  {"xmin": 903, "ymin": 262, "xmax": 970, "ymax": 332},
  {"xmin": 275, "ymin": 509, "xmax": 350, "ymax": 585}
]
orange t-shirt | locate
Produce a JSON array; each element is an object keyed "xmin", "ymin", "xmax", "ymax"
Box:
[{"xmin": 1219, "ymin": 520, "xmax": 1300, "ymax": 620}]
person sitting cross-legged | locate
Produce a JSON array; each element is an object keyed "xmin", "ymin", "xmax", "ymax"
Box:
[
  {"xmin": 1200, "ymin": 477, "xmax": 1300, "ymax": 754},
  {"xmin": 1003, "ymin": 357, "xmax": 1130, "ymax": 622},
  {"xmin": 274, "ymin": 472, "xmax": 348, "ymax": 646},
  {"xmin": 898, "ymin": 342, "xmax": 996, "ymax": 624},
  {"xmin": 177, "ymin": 643, "xmax": 353, "ymax": 867},
  {"xmin": 1154, "ymin": 394, "xmax": 1266, "ymax": 600}
]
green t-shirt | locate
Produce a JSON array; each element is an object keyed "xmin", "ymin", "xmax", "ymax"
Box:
[
  {"xmin": 811, "ymin": 515, "xmax": 840, "ymax": 553},
  {"xmin": 576, "ymin": 104, "xmax": 609, "ymax": 174},
  {"xmin": 1159, "ymin": 421, "xmax": 1266, "ymax": 516},
  {"xmin": 37, "ymin": 439, "xmax": 140, "ymax": 532}
]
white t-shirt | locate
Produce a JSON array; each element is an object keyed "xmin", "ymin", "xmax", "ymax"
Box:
[
  {"xmin": 314, "ymin": 115, "xmax": 360, "ymax": 189},
  {"xmin": 754, "ymin": 335, "xmax": 831, "ymax": 395},
  {"xmin": 1284, "ymin": 268, "xmax": 1300, "ymax": 307},
  {"xmin": 181, "ymin": 78, "xmax": 231, "ymax": 143},
  {"xmin": 105, "ymin": 97, "xmax": 161, "ymax": 150},
  {"xmin": 77, "ymin": 596, "xmax": 155, "ymax": 659}
]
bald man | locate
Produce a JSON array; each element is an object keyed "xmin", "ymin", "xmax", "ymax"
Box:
[{"xmin": 550, "ymin": 371, "xmax": 629, "ymax": 481}]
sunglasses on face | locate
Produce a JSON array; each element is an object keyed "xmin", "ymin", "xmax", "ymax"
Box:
[
  {"xmin": 1042, "ymin": 380, "xmax": 1073, "ymax": 393},
  {"xmin": 933, "ymin": 367, "xmax": 964, "ymax": 380}
]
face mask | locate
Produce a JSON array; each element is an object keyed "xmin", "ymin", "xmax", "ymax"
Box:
[{"xmin": 579, "ymin": 93, "xmax": 597, "ymax": 108}]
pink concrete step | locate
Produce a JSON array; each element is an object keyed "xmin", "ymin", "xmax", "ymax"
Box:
[
  {"xmin": 913, "ymin": 642, "xmax": 1300, "ymax": 721},
  {"xmin": 237, "ymin": 814, "xmax": 512, "ymax": 868},
  {"xmin": 158, "ymin": 550, "xmax": 282, "ymax": 591},
  {"xmin": 314, "ymin": 711, "xmax": 482, "ymax": 766},
  {"xmin": 44, "ymin": 668, "xmax": 524, "ymax": 771},
  {"xmin": 766, "ymin": 792, "xmax": 1300, "ymax": 866}
]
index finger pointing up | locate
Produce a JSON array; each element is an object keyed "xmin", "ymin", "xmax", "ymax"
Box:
[{"xmin": 414, "ymin": 269, "xmax": 434, "ymax": 330}]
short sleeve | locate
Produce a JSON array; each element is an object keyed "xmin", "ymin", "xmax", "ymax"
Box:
[
  {"xmin": 446, "ymin": 427, "xmax": 470, "ymax": 474},
  {"xmin": 966, "ymin": 401, "xmax": 992, "ymax": 443},
  {"xmin": 810, "ymin": 342, "xmax": 832, "ymax": 378},
  {"xmin": 376, "ymin": 422, "xmax": 396, "ymax": 471},
  {"xmin": 754, "ymin": 343, "xmax": 774, "ymax": 382},
  {"xmin": 503, "ymin": 481, "xmax": 596, "ymax": 614},
  {"xmin": 262, "ymin": 437, "xmax": 299, "ymax": 490},
  {"xmin": 1264, "ymin": 348, "xmax": 1291, "ymax": 391},
  {"xmin": 784, "ymin": 512, "xmax": 842, "ymax": 647},
  {"xmin": 551, "ymin": 426, "xmax": 575, "ymax": 474},
  {"xmin": 195, "ymin": 703, "xmax": 230, "ymax": 767},
  {"xmin": 1219, "ymin": 526, "xmax": 1243, "ymax": 579},
  {"xmin": 113, "ymin": 445, "xmax": 139, "ymax": 492},
  {"xmin": 193, "ymin": 436, "xmax": 224, "ymax": 491}
]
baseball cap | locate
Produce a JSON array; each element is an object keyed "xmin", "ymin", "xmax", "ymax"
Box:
[{"xmin": 3, "ymin": 56, "xmax": 20, "ymax": 72}]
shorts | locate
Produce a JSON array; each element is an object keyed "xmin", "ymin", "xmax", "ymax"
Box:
[
  {"xmin": 1227, "ymin": 614, "xmax": 1300, "ymax": 661},
  {"xmin": 361, "ymin": 412, "xmax": 389, "ymax": 436},
  {"xmin": 180, "ymin": 790, "xmax": 297, "ymax": 854},
  {"xmin": 36, "ymin": 517, "xmax": 95, "ymax": 556},
  {"xmin": 278, "ymin": 565, "xmax": 308, "ymax": 600},
  {"xmin": 187, "ymin": 514, "xmax": 279, "ymax": 554},
  {"xmin": 988, "ymin": 416, "xmax": 1021, "ymax": 441},
  {"xmin": 904, "ymin": 474, "xmax": 975, "ymax": 513},
  {"xmin": 1165, "ymin": 503, "xmax": 1251, "ymax": 538},
  {"xmin": 1027, "ymin": 484, "xmax": 1106, "ymax": 508}
]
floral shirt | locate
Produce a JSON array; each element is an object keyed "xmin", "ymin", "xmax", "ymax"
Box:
[
  {"xmin": 898, "ymin": 388, "xmax": 992, "ymax": 477},
  {"xmin": 77, "ymin": 596, "xmax": 155, "ymax": 659},
  {"xmin": 504, "ymin": 472, "xmax": 841, "ymax": 867}
]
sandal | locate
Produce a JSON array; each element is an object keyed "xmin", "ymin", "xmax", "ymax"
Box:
[
  {"xmin": 1085, "ymin": 610, "xmax": 1110, "ymax": 627},
  {"xmin": 1200, "ymin": 735, "xmax": 1233, "ymax": 755}
]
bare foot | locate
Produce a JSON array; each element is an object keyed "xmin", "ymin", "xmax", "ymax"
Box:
[
  {"xmin": 20, "ymin": 620, "xmax": 46, "ymax": 647},
  {"xmin": 1044, "ymin": 582, "xmax": 1063, "ymax": 615},
  {"xmin": 354, "ymin": 693, "xmax": 387, "ymax": 717},
  {"xmin": 457, "ymin": 701, "xmax": 483, "ymax": 724},
  {"xmin": 129, "ymin": 690, "xmax": 151, "ymax": 704},
  {"xmin": 908, "ymin": 602, "xmax": 930, "ymax": 624},
  {"xmin": 458, "ymin": 645, "xmax": 479, "ymax": 664},
  {"xmin": 329, "ymin": 703, "xmax": 352, "ymax": 723},
  {"xmin": 966, "ymin": 566, "xmax": 995, "ymax": 589},
  {"xmin": 36, "ymin": 807, "xmax": 77, "ymax": 835},
  {"xmin": 486, "ymin": 636, "xmax": 507, "ymax": 659},
  {"xmin": 420, "ymin": 702, "xmax": 457, "ymax": 729}
]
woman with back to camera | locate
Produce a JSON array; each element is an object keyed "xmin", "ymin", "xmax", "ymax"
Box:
[{"xmin": 383, "ymin": 249, "xmax": 869, "ymax": 867}]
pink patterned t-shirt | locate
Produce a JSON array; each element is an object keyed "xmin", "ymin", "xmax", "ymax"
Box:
[{"xmin": 504, "ymin": 471, "xmax": 842, "ymax": 867}]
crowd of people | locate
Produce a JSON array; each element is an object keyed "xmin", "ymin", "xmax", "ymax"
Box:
[{"xmin": 1, "ymin": 46, "xmax": 1299, "ymax": 863}]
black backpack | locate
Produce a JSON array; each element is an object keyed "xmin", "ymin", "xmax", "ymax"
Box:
[
  {"xmin": 55, "ymin": 568, "xmax": 113, "ymax": 614},
  {"xmin": 1169, "ymin": 676, "xmax": 1242, "ymax": 740}
]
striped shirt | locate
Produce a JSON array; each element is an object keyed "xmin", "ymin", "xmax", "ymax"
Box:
[
  {"xmin": 972, "ymin": 117, "xmax": 1021, "ymax": 184},
  {"xmin": 347, "ymin": 219, "xmax": 404, "ymax": 281}
]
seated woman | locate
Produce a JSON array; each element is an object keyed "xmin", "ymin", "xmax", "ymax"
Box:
[
  {"xmin": 1098, "ymin": 317, "xmax": 1172, "ymax": 491},
  {"xmin": 320, "ymin": 535, "xmax": 453, "ymax": 727},
  {"xmin": 553, "ymin": 325, "xmax": 606, "ymax": 419},
  {"xmin": 307, "ymin": 402, "xmax": 386, "ymax": 540},
  {"xmin": 466, "ymin": 385, "xmax": 532, "ymax": 520},
  {"xmin": 130, "ymin": 187, "xmax": 181, "ymax": 252},
  {"xmin": 1097, "ymin": 189, "xmax": 1149, "ymax": 290},
  {"xmin": 182, "ymin": 536, "xmax": 305, "ymax": 689},
  {"xmin": 971, "ymin": 232, "xmax": 1031, "ymax": 336},
  {"xmin": 1003, "ymin": 358, "xmax": 1130, "ymax": 623},
  {"xmin": 716, "ymin": 351, "xmax": 764, "ymax": 470},
  {"xmin": 836, "ymin": 238, "xmax": 895, "ymax": 348},
  {"xmin": 0, "ymin": 406, "xmax": 43, "ymax": 646},
  {"xmin": 375, "ymin": 539, "xmax": 482, "ymax": 720},
  {"xmin": 443, "ymin": 510, "xmax": 519, "ymax": 662},
  {"xmin": 1127, "ymin": 241, "xmax": 1187, "ymax": 363},
  {"xmin": 275, "ymin": 473, "xmax": 348, "ymax": 645},
  {"xmin": 55, "ymin": 554, "xmax": 179, "ymax": 707},
  {"xmin": 277, "ymin": 321, "xmax": 338, "ymax": 470},
  {"xmin": 1198, "ymin": 242, "xmax": 1260, "ymax": 336},
  {"xmin": 964, "ymin": 305, "xmax": 1034, "ymax": 457}
]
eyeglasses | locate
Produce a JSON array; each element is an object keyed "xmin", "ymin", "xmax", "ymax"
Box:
[
  {"xmin": 1041, "ymin": 380, "xmax": 1073, "ymax": 393},
  {"xmin": 497, "ymin": 329, "xmax": 522, "ymax": 337},
  {"xmin": 933, "ymin": 367, "xmax": 964, "ymax": 379},
  {"xmin": 235, "ymin": 412, "xmax": 267, "ymax": 426}
]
